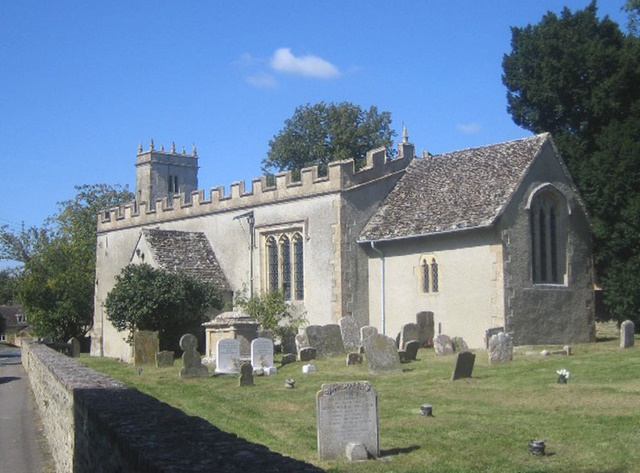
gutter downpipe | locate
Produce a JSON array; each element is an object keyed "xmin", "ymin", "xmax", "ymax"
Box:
[{"xmin": 370, "ymin": 241, "xmax": 386, "ymax": 335}]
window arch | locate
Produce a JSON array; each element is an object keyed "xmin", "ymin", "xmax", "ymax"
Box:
[
  {"xmin": 280, "ymin": 235, "xmax": 291, "ymax": 300},
  {"xmin": 420, "ymin": 255, "xmax": 440, "ymax": 293},
  {"xmin": 267, "ymin": 236, "xmax": 278, "ymax": 291},
  {"xmin": 293, "ymin": 233, "xmax": 304, "ymax": 300},
  {"xmin": 263, "ymin": 229, "xmax": 304, "ymax": 301}
]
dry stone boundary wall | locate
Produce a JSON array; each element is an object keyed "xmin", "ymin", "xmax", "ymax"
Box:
[{"xmin": 22, "ymin": 341, "xmax": 322, "ymax": 473}]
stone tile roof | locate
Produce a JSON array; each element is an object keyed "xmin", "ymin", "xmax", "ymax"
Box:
[
  {"xmin": 359, "ymin": 134, "xmax": 550, "ymax": 241},
  {"xmin": 142, "ymin": 229, "xmax": 230, "ymax": 291},
  {"xmin": 0, "ymin": 305, "xmax": 29, "ymax": 329}
]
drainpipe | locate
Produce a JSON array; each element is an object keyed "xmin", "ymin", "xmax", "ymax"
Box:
[{"xmin": 370, "ymin": 241, "xmax": 386, "ymax": 335}]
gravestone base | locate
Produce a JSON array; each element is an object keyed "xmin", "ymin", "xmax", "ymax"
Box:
[{"xmin": 345, "ymin": 443, "xmax": 368, "ymax": 461}]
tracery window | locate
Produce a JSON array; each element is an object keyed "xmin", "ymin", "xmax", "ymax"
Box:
[
  {"xmin": 264, "ymin": 230, "xmax": 304, "ymax": 300},
  {"xmin": 420, "ymin": 255, "xmax": 440, "ymax": 293}
]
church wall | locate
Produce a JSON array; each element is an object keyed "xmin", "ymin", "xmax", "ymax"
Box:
[{"xmin": 365, "ymin": 228, "xmax": 504, "ymax": 348}]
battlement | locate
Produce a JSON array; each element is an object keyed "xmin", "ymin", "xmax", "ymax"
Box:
[{"xmin": 99, "ymin": 140, "xmax": 415, "ymax": 232}]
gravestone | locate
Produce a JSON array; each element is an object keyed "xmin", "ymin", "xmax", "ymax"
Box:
[
  {"xmin": 485, "ymin": 326, "xmax": 504, "ymax": 349},
  {"xmin": 215, "ymin": 338, "xmax": 241, "ymax": 374},
  {"xmin": 416, "ymin": 311, "xmax": 434, "ymax": 345},
  {"xmin": 179, "ymin": 334, "xmax": 209, "ymax": 378},
  {"xmin": 433, "ymin": 334, "xmax": 454, "ymax": 356},
  {"xmin": 156, "ymin": 350, "xmax": 175, "ymax": 367},
  {"xmin": 339, "ymin": 317, "xmax": 361, "ymax": 352},
  {"xmin": 238, "ymin": 362, "xmax": 254, "ymax": 387},
  {"xmin": 281, "ymin": 353, "xmax": 297, "ymax": 366},
  {"xmin": 295, "ymin": 333, "xmax": 308, "ymax": 353},
  {"xmin": 67, "ymin": 337, "xmax": 81, "ymax": 358},
  {"xmin": 451, "ymin": 336, "xmax": 469, "ymax": 353},
  {"xmin": 346, "ymin": 353, "xmax": 363, "ymax": 366},
  {"xmin": 398, "ymin": 323, "xmax": 420, "ymax": 349},
  {"xmin": 363, "ymin": 334, "xmax": 402, "ymax": 374},
  {"xmin": 452, "ymin": 351, "xmax": 476, "ymax": 380},
  {"xmin": 304, "ymin": 325, "xmax": 345, "ymax": 358},
  {"xmin": 316, "ymin": 382, "xmax": 379, "ymax": 460},
  {"xmin": 488, "ymin": 332, "xmax": 513, "ymax": 363},
  {"xmin": 251, "ymin": 337, "xmax": 274, "ymax": 369},
  {"xmin": 134, "ymin": 330, "xmax": 159, "ymax": 366},
  {"xmin": 299, "ymin": 347, "xmax": 317, "ymax": 362},
  {"xmin": 360, "ymin": 326, "xmax": 378, "ymax": 344},
  {"xmin": 404, "ymin": 340, "xmax": 420, "ymax": 361},
  {"xmin": 620, "ymin": 320, "xmax": 635, "ymax": 348}
]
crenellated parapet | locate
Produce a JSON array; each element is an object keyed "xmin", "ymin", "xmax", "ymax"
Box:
[{"xmin": 99, "ymin": 141, "xmax": 414, "ymax": 232}]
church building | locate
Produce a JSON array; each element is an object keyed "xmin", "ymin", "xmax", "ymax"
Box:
[{"xmin": 92, "ymin": 132, "xmax": 595, "ymax": 360}]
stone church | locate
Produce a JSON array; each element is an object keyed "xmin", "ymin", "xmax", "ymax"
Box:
[{"xmin": 92, "ymin": 132, "xmax": 595, "ymax": 360}]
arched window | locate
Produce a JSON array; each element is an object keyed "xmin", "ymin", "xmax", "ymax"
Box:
[
  {"xmin": 280, "ymin": 235, "xmax": 291, "ymax": 300},
  {"xmin": 422, "ymin": 260, "xmax": 430, "ymax": 293},
  {"xmin": 431, "ymin": 258, "xmax": 439, "ymax": 293},
  {"xmin": 263, "ymin": 230, "xmax": 305, "ymax": 301},
  {"xmin": 293, "ymin": 233, "xmax": 304, "ymax": 300},
  {"xmin": 529, "ymin": 186, "xmax": 568, "ymax": 284},
  {"xmin": 267, "ymin": 236, "xmax": 278, "ymax": 292},
  {"xmin": 420, "ymin": 255, "xmax": 440, "ymax": 293}
]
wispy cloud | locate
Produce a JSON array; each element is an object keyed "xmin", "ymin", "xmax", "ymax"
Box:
[
  {"xmin": 270, "ymin": 47, "xmax": 340, "ymax": 78},
  {"xmin": 457, "ymin": 122, "xmax": 482, "ymax": 134},
  {"xmin": 245, "ymin": 72, "xmax": 277, "ymax": 88}
]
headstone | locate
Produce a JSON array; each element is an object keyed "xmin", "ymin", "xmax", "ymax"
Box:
[
  {"xmin": 621, "ymin": 320, "xmax": 635, "ymax": 348},
  {"xmin": 451, "ymin": 336, "xmax": 469, "ymax": 353},
  {"xmin": 339, "ymin": 317, "xmax": 361, "ymax": 352},
  {"xmin": 238, "ymin": 362, "xmax": 254, "ymax": 387},
  {"xmin": 404, "ymin": 340, "xmax": 420, "ymax": 361},
  {"xmin": 179, "ymin": 334, "xmax": 209, "ymax": 378},
  {"xmin": 279, "ymin": 330, "xmax": 297, "ymax": 354},
  {"xmin": 346, "ymin": 353, "xmax": 363, "ymax": 366},
  {"xmin": 488, "ymin": 332, "xmax": 513, "ymax": 363},
  {"xmin": 281, "ymin": 353, "xmax": 297, "ymax": 366},
  {"xmin": 299, "ymin": 347, "xmax": 317, "ymax": 362},
  {"xmin": 251, "ymin": 337, "xmax": 274, "ymax": 369},
  {"xmin": 133, "ymin": 330, "xmax": 159, "ymax": 365},
  {"xmin": 67, "ymin": 337, "xmax": 81, "ymax": 358},
  {"xmin": 257, "ymin": 329, "xmax": 274, "ymax": 341},
  {"xmin": 398, "ymin": 323, "xmax": 420, "ymax": 349},
  {"xmin": 304, "ymin": 325, "xmax": 345, "ymax": 358},
  {"xmin": 452, "ymin": 351, "xmax": 476, "ymax": 380},
  {"xmin": 215, "ymin": 338, "xmax": 241, "ymax": 374},
  {"xmin": 295, "ymin": 333, "xmax": 307, "ymax": 353},
  {"xmin": 416, "ymin": 311, "xmax": 434, "ymax": 346},
  {"xmin": 360, "ymin": 326, "xmax": 378, "ymax": 345},
  {"xmin": 363, "ymin": 334, "xmax": 402, "ymax": 374},
  {"xmin": 263, "ymin": 366, "xmax": 277, "ymax": 375},
  {"xmin": 156, "ymin": 350, "xmax": 175, "ymax": 367},
  {"xmin": 433, "ymin": 334, "xmax": 454, "ymax": 356},
  {"xmin": 302, "ymin": 364, "xmax": 316, "ymax": 373},
  {"xmin": 316, "ymin": 382, "xmax": 379, "ymax": 460},
  {"xmin": 398, "ymin": 350, "xmax": 409, "ymax": 363},
  {"xmin": 485, "ymin": 326, "xmax": 504, "ymax": 349}
]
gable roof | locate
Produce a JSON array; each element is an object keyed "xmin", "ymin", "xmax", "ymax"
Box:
[
  {"xmin": 359, "ymin": 134, "xmax": 550, "ymax": 242},
  {"xmin": 140, "ymin": 229, "xmax": 230, "ymax": 291},
  {"xmin": 0, "ymin": 305, "xmax": 29, "ymax": 329}
]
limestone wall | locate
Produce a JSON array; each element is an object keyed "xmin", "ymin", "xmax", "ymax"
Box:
[{"xmin": 22, "ymin": 341, "xmax": 321, "ymax": 473}]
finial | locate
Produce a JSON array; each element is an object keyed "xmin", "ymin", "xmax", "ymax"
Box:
[
  {"xmin": 171, "ymin": 141, "xmax": 176, "ymax": 153},
  {"xmin": 192, "ymin": 143, "xmax": 197, "ymax": 157},
  {"xmin": 138, "ymin": 142, "xmax": 143, "ymax": 154},
  {"xmin": 402, "ymin": 124, "xmax": 409, "ymax": 143},
  {"xmin": 182, "ymin": 146, "xmax": 186, "ymax": 154},
  {"xmin": 150, "ymin": 139, "xmax": 155, "ymax": 151},
  {"xmin": 160, "ymin": 144, "xmax": 165, "ymax": 152}
]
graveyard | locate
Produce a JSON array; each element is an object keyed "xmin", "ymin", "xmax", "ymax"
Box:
[{"xmin": 80, "ymin": 328, "xmax": 640, "ymax": 473}]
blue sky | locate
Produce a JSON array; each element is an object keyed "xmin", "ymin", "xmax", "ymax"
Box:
[{"xmin": 0, "ymin": 1, "xmax": 630, "ymax": 235}]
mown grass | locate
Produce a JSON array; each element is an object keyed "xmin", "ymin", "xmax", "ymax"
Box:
[{"xmin": 81, "ymin": 336, "xmax": 640, "ymax": 473}]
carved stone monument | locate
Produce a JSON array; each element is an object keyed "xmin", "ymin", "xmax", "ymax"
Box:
[
  {"xmin": 363, "ymin": 334, "xmax": 402, "ymax": 374},
  {"xmin": 620, "ymin": 320, "xmax": 635, "ymax": 348},
  {"xmin": 134, "ymin": 330, "xmax": 159, "ymax": 366},
  {"xmin": 156, "ymin": 350, "xmax": 175, "ymax": 367},
  {"xmin": 179, "ymin": 334, "xmax": 209, "ymax": 378},
  {"xmin": 398, "ymin": 323, "xmax": 420, "ymax": 350},
  {"xmin": 339, "ymin": 316, "xmax": 361, "ymax": 352},
  {"xmin": 238, "ymin": 362, "xmax": 254, "ymax": 387},
  {"xmin": 452, "ymin": 351, "xmax": 476, "ymax": 380},
  {"xmin": 251, "ymin": 337, "xmax": 274, "ymax": 370},
  {"xmin": 215, "ymin": 338, "xmax": 241, "ymax": 374},
  {"xmin": 488, "ymin": 332, "xmax": 513, "ymax": 363},
  {"xmin": 433, "ymin": 334, "xmax": 454, "ymax": 356},
  {"xmin": 316, "ymin": 382, "xmax": 379, "ymax": 460},
  {"xmin": 304, "ymin": 325, "xmax": 345, "ymax": 358}
]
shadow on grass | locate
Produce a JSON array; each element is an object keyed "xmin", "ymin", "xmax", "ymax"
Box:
[
  {"xmin": 596, "ymin": 337, "xmax": 617, "ymax": 342},
  {"xmin": 0, "ymin": 376, "xmax": 21, "ymax": 385},
  {"xmin": 380, "ymin": 445, "xmax": 420, "ymax": 456}
]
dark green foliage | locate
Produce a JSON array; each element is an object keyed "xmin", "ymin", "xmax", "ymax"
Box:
[
  {"xmin": 105, "ymin": 264, "xmax": 223, "ymax": 351},
  {"xmin": 624, "ymin": 0, "xmax": 640, "ymax": 35},
  {"xmin": 502, "ymin": 3, "xmax": 640, "ymax": 326},
  {"xmin": 234, "ymin": 290, "xmax": 306, "ymax": 340},
  {"xmin": 0, "ymin": 268, "xmax": 19, "ymax": 305},
  {"xmin": 262, "ymin": 102, "xmax": 396, "ymax": 177}
]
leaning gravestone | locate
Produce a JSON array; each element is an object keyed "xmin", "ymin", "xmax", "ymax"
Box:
[
  {"xmin": 67, "ymin": 337, "xmax": 81, "ymax": 358},
  {"xmin": 179, "ymin": 334, "xmax": 209, "ymax": 378},
  {"xmin": 134, "ymin": 330, "xmax": 159, "ymax": 366},
  {"xmin": 452, "ymin": 351, "xmax": 476, "ymax": 380},
  {"xmin": 404, "ymin": 340, "xmax": 420, "ymax": 361},
  {"xmin": 620, "ymin": 320, "xmax": 635, "ymax": 348},
  {"xmin": 485, "ymin": 326, "xmax": 504, "ymax": 349},
  {"xmin": 299, "ymin": 347, "xmax": 317, "ymax": 362},
  {"xmin": 215, "ymin": 338, "xmax": 241, "ymax": 374},
  {"xmin": 433, "ymin": 334, "xmax": 454, "ymax": 356},
  {"xmin": 339, "ymin": 317, "xmax": 361, "ymax": 352},
  {"xmin": 304, "ymin": 325, "xmax": 345, "ymax": 358},
  {"xmin": 416, "ymin": 311, "xmax": 434, "ymax": 345},
  {"xmin": 363, "ymin": 334, "xmax": 402, "ymax": 374},
  {"xmin": 316, "ymin": 381, "xmax": 379, "ymax": 460},
  {"xmin": 156, "ymin": 350, "xmax": 175, "ymax": 367},
  {"xmin": 251, "ymin": 337, "xmax": 274, "ymax": 370},
  {"xmin": 488, "ymin": 332, "xmax": 513, "ymax": 363},
  {"xmin": 238, "ymin": 362, "xmax": 254, "ymax": 387},
  {"xmin": 451, "ymin": 336, "xmax": 469, "ymax": 353},
  {"xmin": 398, "ymin": 323, "xmax": 420, "ymax": 350}
]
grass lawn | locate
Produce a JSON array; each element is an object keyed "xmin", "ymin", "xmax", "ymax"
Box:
[{"xmin": 81, "ymin": 336, "xmax": 640, "ymax": 473}]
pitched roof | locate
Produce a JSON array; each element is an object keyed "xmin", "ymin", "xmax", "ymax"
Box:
[
  {"xmin": 141, "ymin": 229, "xmax": 230, "ymax": 291},
  {"xmin": 359, "ymin": 134, "xmax": 550, "ymax": 242},
  {"xmin": 0, "ymin": 305, "xmax": 29, "ymax": 329}
]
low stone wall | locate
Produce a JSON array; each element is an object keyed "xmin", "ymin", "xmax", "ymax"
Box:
[{"xmin": 22, "ymin": 341, "xmax": 322, "ymax": 473}]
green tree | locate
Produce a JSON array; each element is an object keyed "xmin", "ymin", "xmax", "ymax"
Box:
[
  {"xmin": 262, "ymin": 102, "xmax": 396, "ymax": 177},
  {"xmin": 0, "ymin": 268, "xmax": 20, "ymax": 305},
  {"xmin": 104, "ymin": 264, "xmax": 222, "ymax": 351},
  {"xmin": 624, "ymin": 0, "xmax": 640, "ymax": 35},
  {"xmin": 234, "ymin": 289, "xmax": 306, "ymax": 341},
  {"xmin": 0, "ymin": 184, "xmax": 133, "ymax": 341},
  {"xmin": 502, "ymin": 2, "xmax": 640, "ymax": 325}
]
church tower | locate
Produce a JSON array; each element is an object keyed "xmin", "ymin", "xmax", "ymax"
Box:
[{"xmin": 135, "ymin": 140, "xmax": 199, "ymax": 207}]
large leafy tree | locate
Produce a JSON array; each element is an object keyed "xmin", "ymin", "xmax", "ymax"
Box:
[
  {"xmin": 262, "ymin": 102, "xmax": 396, "ymax": 176},
  {"xmin": 0, "ymin": 184, "xmax": 134, "ymax": 341},
  {"xmin": 104, "ymin": 264, "xmax": 222, "ymax": 351},
  {"xmin": 0, "ymin": 268, "xmax": 20, "ymax": 305},
  {"xmin": 502, "ymin": 2, "xmax": 640, "ymax": 325}
]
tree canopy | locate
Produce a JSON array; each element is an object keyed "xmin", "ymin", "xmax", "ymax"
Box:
[
  {"xmin": 0, "ymin": 184, "xmax": 134, "ymax": 341},
  {"xmin": 104, "ymin": 264, "xmax": 223, "ymax": 351},
  {"xmin": 502, "ymin": 2, "xmax": 640, "ymax": 325},
  {"xmin": 262, "ymin": 102, "xmax": 396, "ymax": 176}
]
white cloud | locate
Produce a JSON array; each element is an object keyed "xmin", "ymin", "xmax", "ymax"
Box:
[
  {"xmin": 246, "ymin": 72, "xmax": 277, "ymax": 88},
  {"xmin": 457, "ymin": 122, "xmax": 482, "ymax": 134},
  {"xmin": 270, "ymin": 47, "xmax": 340, "ymax": 78}
]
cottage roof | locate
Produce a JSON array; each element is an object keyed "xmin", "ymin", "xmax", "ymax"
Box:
[
  {"xmin": 0, "ymin": 305, "xmax": 28, "ymax": 329},
  {"xmin": 141, "ymin": 229, "xmax": 230, "ymax": 291},
  {"xmin": 359, "ymin": 134, "xmax": 550, "ymax": 241}
]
